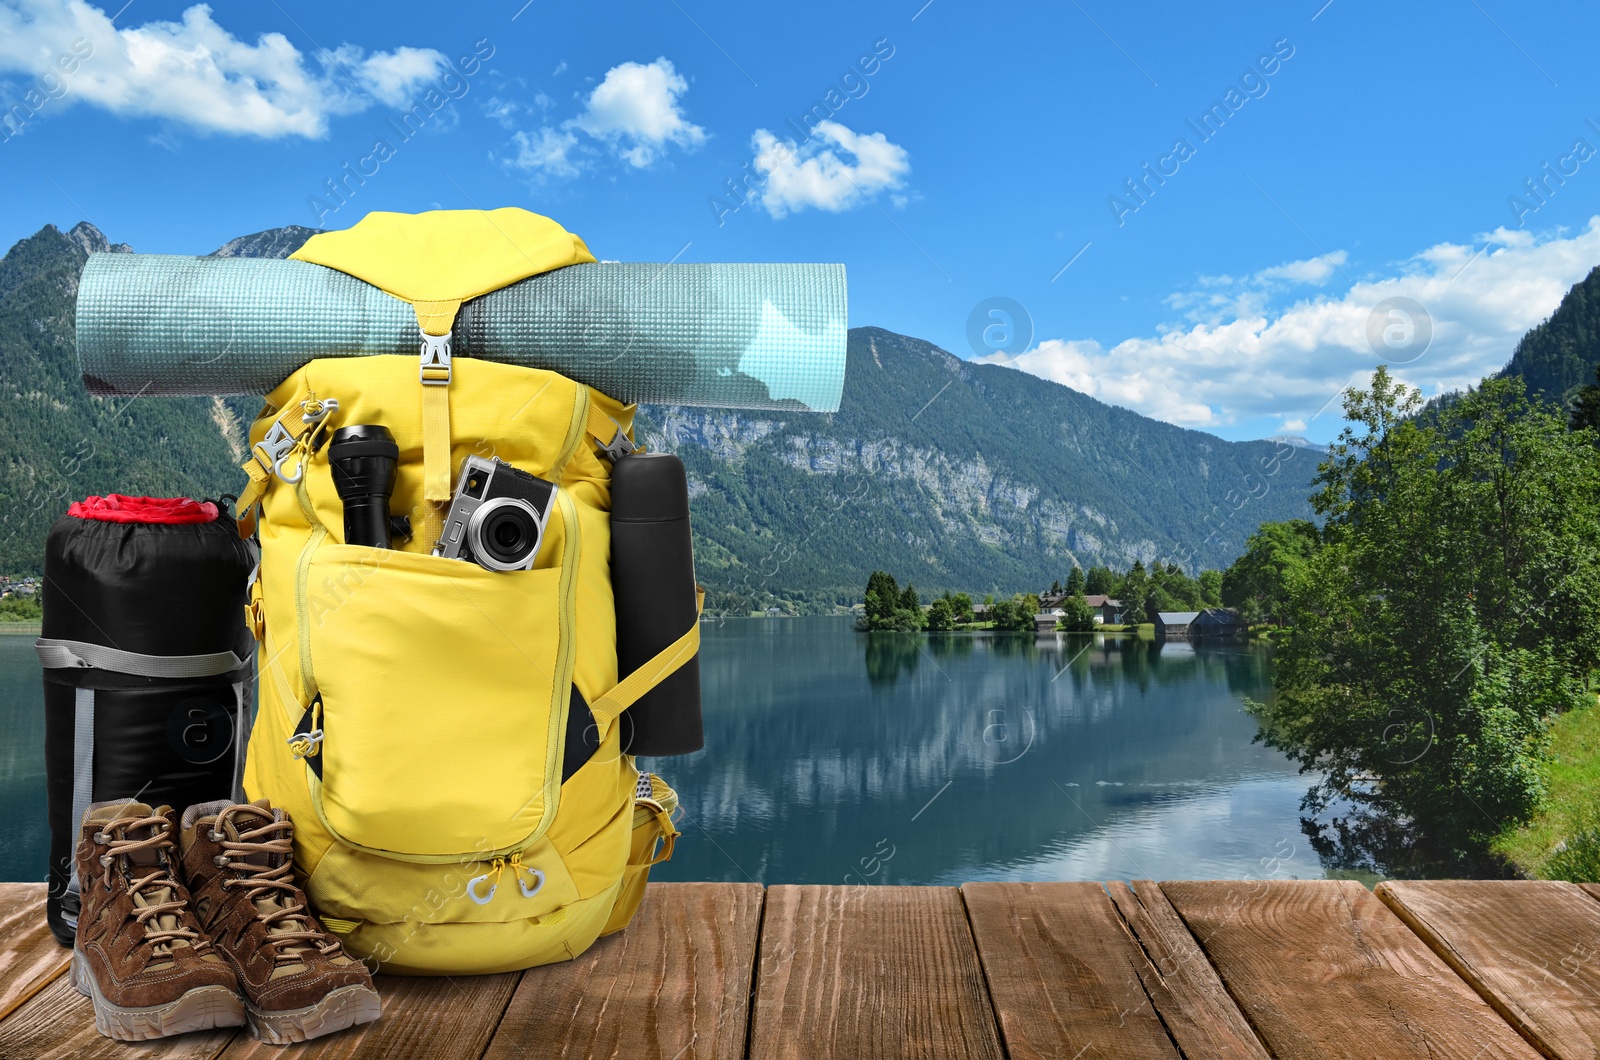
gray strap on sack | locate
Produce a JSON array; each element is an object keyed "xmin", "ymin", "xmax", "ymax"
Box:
[
  {"xmin": 65, "ymin": 686, "xmax": 95, "ymax": 920},
  {"xmin": 35, "ymin": 638, "xmax": 246, "ymax": 678}
]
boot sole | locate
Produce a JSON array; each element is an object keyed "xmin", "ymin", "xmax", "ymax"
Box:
[
  {"xmin": 72, "ymin": 952, "xmax": 246, "ymax": 1041},
  {"xmin": 246, "ymin": 982, "xmax": 384, "ymax": 1045}
]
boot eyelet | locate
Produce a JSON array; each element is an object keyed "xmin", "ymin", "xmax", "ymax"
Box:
[
  {"xmin": 98, "ymin": 855, "xmax": 111, "ymax": 866},
  {"xmin": 213, "ymin": 855, "xmax": 229, "ymax": 867},
  {"xmin": 93, "ymin": 832, "xmax": 107, "ymax": 843},
  {"xmin": 209, "ymin": 831, "xmax": 223, "ymax": 841}
]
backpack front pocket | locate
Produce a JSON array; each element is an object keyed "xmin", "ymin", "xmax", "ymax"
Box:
[{"xmin": 303, "ymin": 543, "xmax": 574, "ymax": 857}]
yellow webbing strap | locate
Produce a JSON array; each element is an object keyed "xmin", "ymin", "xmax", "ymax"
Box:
[
  {"xmin": 632, "ymin": 799, "xmax": 678, "ymax": 867},
  {"xmin": 235, "ymin": 400, "xmax": 319, "ymax": 537},
  {"xmin": 590, "ymin": 587, "xmax": 705, "ymax": 730},
  {"xmin": 585, "ymin": 402, "xmax": 637, "ymax": 458},
  {"xmin": 417, "ymin": 302, "xmax": 458, "ymax": 549}
]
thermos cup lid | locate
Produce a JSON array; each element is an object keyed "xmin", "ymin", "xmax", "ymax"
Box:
[{"xmin": 610, "ymin": 452, "xmax": 689, "ymax": 523}]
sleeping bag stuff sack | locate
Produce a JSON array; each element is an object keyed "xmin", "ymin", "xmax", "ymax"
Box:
[
  {"xmin": 234, "ymin": 209, "xmax": 694, "ymax": 975},
  {"xmin": 39, "ymin": 494, "xmax": 255, "ymax": 946}
]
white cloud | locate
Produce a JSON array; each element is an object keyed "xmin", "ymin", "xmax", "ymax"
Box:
[
  {"xmin": 750, "ymin": 120, "xmax": 911, "ymax": 217},
  {"xmin": 503, "ymin": 56, "xmax": 704, "ymax": 176},
  {"xmin": 569, "ymin": 57, "xmax": 704, "ymax": 167},
  {"xmin": 982, "ymin": 219, "xmax": 1600, "ymax": 431},
  {"xmin": 1253, "ymin": 250, "xmax": 1347, "ymax": 286},
  {"xmin": 0, "ymin": 0, "xmax": 444, "ymax": 138},
  {"xmin": 508, "ymin": 125, "xmax": 578, "ymax": 178}
]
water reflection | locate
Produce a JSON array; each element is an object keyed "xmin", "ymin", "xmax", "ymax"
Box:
[{"xmin": 650, "ymin": 619, "xmax": 1320, "ymax": 885}]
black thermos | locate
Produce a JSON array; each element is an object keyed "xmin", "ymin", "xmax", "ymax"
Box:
[
  {"xmin": 328, "ymin": 424, "xmax": 399, "ymax": 548},
  {"xmin": 611, "ymin": 452, "xmax": 704, "ymax": 756}
]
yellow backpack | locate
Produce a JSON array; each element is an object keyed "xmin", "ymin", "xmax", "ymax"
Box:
[{"xmin": 236, "ymin": 210, "xmax": 692, "ymax": 975}]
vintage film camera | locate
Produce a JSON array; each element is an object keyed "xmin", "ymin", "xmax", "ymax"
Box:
[{"xmin": 433, "ymin": 456, "xmax": 557, "ymax": 572}]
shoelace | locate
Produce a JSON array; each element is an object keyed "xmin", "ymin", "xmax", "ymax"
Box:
[
  {"xmin": 95, "ymin": 815, "xmax": 207, "ymax": 953},
  {"xmin": 212, "ymin": 807, "xmax": 340, "ymax": 961}
]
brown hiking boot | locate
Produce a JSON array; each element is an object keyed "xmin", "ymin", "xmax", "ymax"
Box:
[
  {"xmin": 72, "ymin": 800, "xmax": 245, "ymax": 1041},
  {"xmin": 178, "ymin": 800, "xmax": 381, "ymax": 1045}
]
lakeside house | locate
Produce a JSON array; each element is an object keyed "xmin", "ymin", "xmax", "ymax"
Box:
[
  {"xmin": 1156, "ymin": 607, "xmax": 1245, "ymax": 638},
  {"xmin": 1154, "ymin": 611, "xmax": 1200, "ymax": 637},
  {"xmin": 1193, "ymin": 607, "xmax": 1246, "ymax": 636},
  {"xmin": 1083, "ymin": 594, "xmax": 1123, "ymax": 624}
]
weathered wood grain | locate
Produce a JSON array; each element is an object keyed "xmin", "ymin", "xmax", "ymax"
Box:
[
  {"xmin": 482, "ymin": 882, "xmax": 763, "ymax": 1060},
  {"xmin": 1107, "ymin": 880, "xmax": 1273, "ymax": 1060},
  {"xmin": 0, "ymin": 883, "xmax": 70, "ymax": 1023},
  {"xmin": 749, "ymin": 885, "xmax": 1003, "ymax": 1060},
  {"xmin": 962, "ymin": 881, "xmax": 1179, "ymax": 1059},
  {"xmin": 0, "ymin": 975, "xmax": 235, "ymax": 1060},
  {"xmin": 1583, "ymin": 883, "xmax": 1600, "ymax": 906},
  {"xmin": 1161, "ymin": 879, "xmax": 1541, "ymax": 1060},
  {"xmin": 219, "ymin": 970, "xmax": 519, "ymax": 1060},
  {"xmin": 1378, "ymin": 880, "xmax": 1600, "ymax": 1060}
]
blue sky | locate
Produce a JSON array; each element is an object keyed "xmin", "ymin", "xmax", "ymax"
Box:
[{"xmin": 2, "ymin": 0, "xmax": 1598, "ymax": 442}]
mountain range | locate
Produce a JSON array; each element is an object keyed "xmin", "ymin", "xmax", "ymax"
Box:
[{"xmin": 4, "ymin": 221, "xmax": 1590, "ymax": 607}]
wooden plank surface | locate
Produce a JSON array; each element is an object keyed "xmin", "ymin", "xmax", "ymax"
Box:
[
  {"xmin": 1378, "ymin": 880, "xmax": 1600, "ymax": 1060},
  {"xmin": 749, "ymin": 885, "xmax": 1003, "ymax": 1060},
  {"xmin": 0, "ymin": 883, "xmax": 70, "ymax": 1023},
  {"xmin": 220, "ymin": 971, "xmax": 519, "ymax": 1060},
  {"xmin": 1584, "ymin": 883, "xmax": 1600, "ymax": 905},
  {"xmin": 1161, "ymin": 879, "xmax": 1541, "ymax": 1060},
  {"xmin": 1107, "ymin": 881, "xmax": 1272, "ymax": 1060},
  {"xmin": 962, "ymin": 881, "xmax": 1179, "ymax": 1060},
  {"xmin": 482, "ymin": 882, "xmax": 763, "ymax": 1060},
  {"xmin": 0, "ymin": 975, "xmax": 235, "ymax": 1060}
]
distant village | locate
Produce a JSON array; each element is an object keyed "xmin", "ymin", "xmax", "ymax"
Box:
[
  {"xmin": 855, "ymin": 568, "xmax": 1251, "ymax": 637},
  {"xmin": 986, "ymin": 590, "xmax": 1246, "ymax": 638}
]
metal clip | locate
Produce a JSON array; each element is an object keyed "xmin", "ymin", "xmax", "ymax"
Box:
[
  {"xmin": 420, "ymin": 332, "xmax": 452, "ymax": 386},
  {"xmin": 596, "ymin": 418, "xmax": 637, "ymax": 463},
  {"xmin": 253, "ymin": 420, "xmax": 304, "ymax": 485}
]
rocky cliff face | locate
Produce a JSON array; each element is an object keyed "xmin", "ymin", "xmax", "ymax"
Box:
[{"xmin": 209, "ymin": 226, "xmax": 322, "ymax": 259}]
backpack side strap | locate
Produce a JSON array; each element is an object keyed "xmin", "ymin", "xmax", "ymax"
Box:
[{"xmin": 589, "ymin": 587, "xmax": 703, "ymax": 731}]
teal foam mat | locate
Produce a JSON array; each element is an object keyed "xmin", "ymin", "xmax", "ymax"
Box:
[{"xmin": 76, "ymin": 255, "xmax": 848, "ymax": 411}]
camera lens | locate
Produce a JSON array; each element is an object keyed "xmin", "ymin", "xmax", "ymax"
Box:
[{"xmin": 467, "ymin": 497, "xmax": 541, "ymax": 571}]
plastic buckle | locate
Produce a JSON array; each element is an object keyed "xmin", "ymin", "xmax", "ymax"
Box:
[
  {"xmin": 596, "ymin": 418, "xmax": 637, "ymax": 463},
  {"xmin": 300, "ymin": 396, "xmax": 340, "ymax": 424},
  {"xmin": 286, "ymin": 728, "xmax": 324, "ymax": 759},
  {"xmin": 252, "ymin": 420, "xmax": 304, "ymax": 485},
  {"xmin": 420, "ymin": 332, "xmax": 452, "ymax": 386}
]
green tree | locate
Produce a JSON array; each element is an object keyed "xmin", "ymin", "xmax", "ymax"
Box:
[
  {"xmin": 926, "ymin": 596, "xmax": 955, "ymax": 631},
  {"xmin": 1198, "ymin": 569, "xmax": 1223, "ymax": 608},
  {"xmin": 1084, "ymin": 565, "xmax": 1117, "ymax": 595},
  {"xmin": 948, "ymin": 592, "xmax": 973, "ymax": 624},
  {"xmin": 1252, "ymin": 368, "xmax": 1600, "ymax": 864},
  {"xmin": 1119, "ymin": 561, "xmax": 1150, "ymax": 625},
  {"xmin": 860, "ymin": 571, "xmax": 922, "ymax": 631},
  {"xmin": 1064, "ymin": 566, "xmax": 1086, "ymax": 597},
  {"xmin": 1222, "ymin": 519, "xmax": 1320, "ymax": 626},
  {"xmin": 1058, "ymin": 592, "xmax": 1096, "ymax": 633},
  {"xmin": 1571, "ymin": 364, "xmax": 1600, "ymax": 437},
  {"xmin": 860, "ymin": 570, "xmax": 900, "ymax": 631},
  {"xmin": 992, "ymin": 593, "xmax": 1040, "ymax": 631}
]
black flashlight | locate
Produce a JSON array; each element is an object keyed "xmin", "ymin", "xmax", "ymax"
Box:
[{"xmin": 328, "ymin": 424, "xmax": 399, "ymax": 549}]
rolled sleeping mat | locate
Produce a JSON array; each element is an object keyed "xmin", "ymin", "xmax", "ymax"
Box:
[
  {"xmin": 76, "ymin": 255, "xmax": 848, "ymax": 411},
  {"xmin": 39, "ymin": 495, "xmax": 255, "ymax": 946}
]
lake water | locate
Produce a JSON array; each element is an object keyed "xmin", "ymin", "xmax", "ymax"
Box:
[{"xmin": 0, "ymin": 619, "xmax": 1328, "ymax": 885}]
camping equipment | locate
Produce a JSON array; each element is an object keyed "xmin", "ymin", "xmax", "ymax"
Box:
[{"xmin": 39, "ymin": 495, "xmax": 254, "ymax": 946}]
